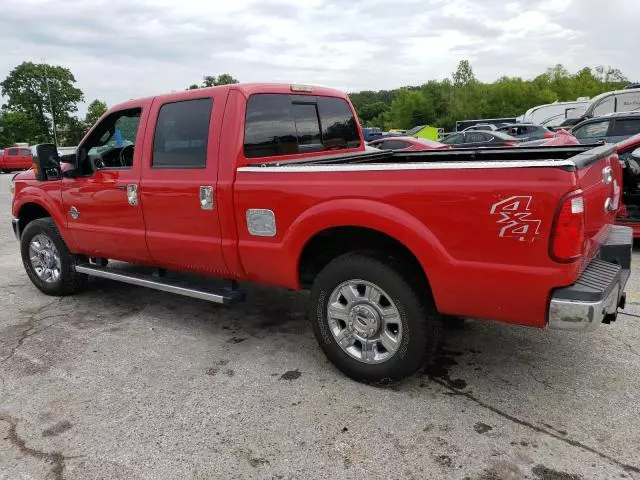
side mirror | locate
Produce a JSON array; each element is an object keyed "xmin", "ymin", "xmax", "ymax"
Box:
[
  {"xmin": 631, "ymin": 148, "xmax": 640, "ymax": 161},
  {"xmin": 32, "ymin": 144, "xmax": 61, "ymax": 181}
]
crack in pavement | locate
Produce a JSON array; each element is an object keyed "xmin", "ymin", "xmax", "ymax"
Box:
[
  {"xmin": 0, "ymin": 414, "xmax": 71, "ymax": 480},
  {"xmin": 432, "ymin": 378, "xmax": 640, "ymax": 476},
  {"xmin": 0, "ymin": 299, "xmax": 66, "ymax": 398}
]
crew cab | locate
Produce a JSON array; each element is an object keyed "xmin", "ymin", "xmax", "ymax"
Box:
[
  {"xmin": 1, "ymin": 145, "xmax": 32, "ymax": 172},
  {"xmin": 10, "ymin": 83, "xmax": 632, "ymax": 382}
]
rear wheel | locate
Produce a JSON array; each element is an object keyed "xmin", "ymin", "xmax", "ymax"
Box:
[
  {"xmin": 310, "ymin": 253, "xmax": 440, "ymax": 383},
  {"xmin": 20, "ymin": 218, "xmax": 87, "ymax": 296}
]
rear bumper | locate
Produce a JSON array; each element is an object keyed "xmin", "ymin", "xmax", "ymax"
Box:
[
  {"xmin": 548, "ymin": 226, "xmax": 632, "ymax": 332},
  {"xmin": 12, "ymin": 217, "xmax": 20, "ymax": 241}
]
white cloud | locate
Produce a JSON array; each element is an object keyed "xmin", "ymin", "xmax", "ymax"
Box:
[{"xmin": 0, "ymin": 0, "xmax": 637, "ymax": 115}]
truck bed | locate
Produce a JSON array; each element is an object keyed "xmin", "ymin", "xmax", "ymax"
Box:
[{"xmin": 257, "ymin": 144, "xmax": 614, "ymax": 170}]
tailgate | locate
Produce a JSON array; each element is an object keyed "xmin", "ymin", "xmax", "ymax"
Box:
[{"xmin": 572, "ymin": 145, "xmax": 621, "ymax": 267}]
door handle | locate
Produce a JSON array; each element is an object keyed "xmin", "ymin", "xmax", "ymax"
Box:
[{"xmin": 115, "ymin": 185, "xmax": 127, "ymax": 190}]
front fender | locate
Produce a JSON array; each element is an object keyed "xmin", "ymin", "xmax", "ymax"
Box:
[
  {"xmin": 282, "ymin": 198, "xmax": 453, "ymax": 302},
  {"xmin": 13, "ymin": 186, "xmax": 77, "ymax": 251}
]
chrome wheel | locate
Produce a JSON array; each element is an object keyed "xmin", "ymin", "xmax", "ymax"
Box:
[
  {"xmin": 29, "ymin": 234, "xmax": 61, "ymax": 283},
  {"xmin": 327, "ymin": 279, "xmax": 402, "ymax": 364}
]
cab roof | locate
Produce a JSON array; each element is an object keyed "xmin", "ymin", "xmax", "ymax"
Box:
[{"xmin": 108, "ymin": 83, "xmax": 350, "ymax": 113}]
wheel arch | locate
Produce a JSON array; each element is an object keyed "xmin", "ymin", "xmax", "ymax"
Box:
[
  {"xmin": 15, "ymin": 195, "xmax": 76, "ymax": 251},
  {"xmin": 287, "ymin": 199, "xmax": 452, "ymax": 308}
]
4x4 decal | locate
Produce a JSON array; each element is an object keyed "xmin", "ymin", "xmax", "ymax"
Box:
[{"xmin": 490, "ymin": 196, "xmax": 542, "ymax": 242}]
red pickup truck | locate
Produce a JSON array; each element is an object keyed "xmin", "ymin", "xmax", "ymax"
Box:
[
  {"xmin": 10, "ymin": 83, "xmax": 632, "ymax": 382},
  {"xmin": 1, "ymin": 145, "xmax": 32, "ymax": 172}
]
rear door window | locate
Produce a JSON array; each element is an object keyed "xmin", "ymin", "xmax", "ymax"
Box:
[
  {"xmin": 244, "ymin": 94, "xmax": 360, "ymax": 159},
  {"xmin": 466, "ymin": 133, "xmax": 485, "ymax": 143},
  {"xmin": 380, "ymin": 140, "xmax": 410, "ymax": 150},
  {"xmin": 153, "ymin": 98, "xmax": 213, "ymax": 168},
  {"xmin": 573, "ymin": 120, "xmax": 610, "ymax": 139},
  {"xmin": 611, "ymin": 118, "xmax": 640, "ymax": 137}
]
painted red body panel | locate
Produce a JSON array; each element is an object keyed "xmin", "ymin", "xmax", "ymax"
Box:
[{"xmin": 11, "ymin": 83, "xmax": 620, "ymax": 329}]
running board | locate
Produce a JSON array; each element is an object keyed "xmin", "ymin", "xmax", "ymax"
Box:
[{"xmin": 75, "ymin": 264, "xmax": 244, "ymax": 304}]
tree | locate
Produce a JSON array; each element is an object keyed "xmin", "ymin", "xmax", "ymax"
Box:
[
  {"xmin": 85, "ymin": 99, "xmax": 108, "ymax": 127},
  {"xmin": 59, "ymin": 116, "xmax": 88, "ymax": 145},
  {"xmin": 1, "ymin": 61, "xmax": 84, "ymax": 143},
  {"xmin": 187, "ymin": 74, "xmax": 239, "ymax": 89},
  {"xmin": 388, "ymin": 90, "xmax": 431, "ymax": 130},
  {"xmin": 0, "ymin": 110, "xmax": 40, "ymax": 146},
  {"xmin": 452, "ymin": 60, "xmax": 476, "ymax": 88}
]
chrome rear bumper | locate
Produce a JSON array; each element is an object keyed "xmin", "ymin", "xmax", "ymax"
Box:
[{"xmin": 548, "ymin": 226, "xmax": 632, "ymax": 332}]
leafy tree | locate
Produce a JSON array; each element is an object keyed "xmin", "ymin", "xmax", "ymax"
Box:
[
  {"xmin": 188, "ymin": 74, "xmax": 239, "ymax": 89},
  {"xmin": 1, "ymin": 61, "xmax": 84, "ymax": 143},
  {"xmin": 0, "ymin": 110, "xmax": 40, "ymax": 146},
  {"xmin": 388, "ymin": 90, "xmax": 431, "ymax": 130},
  {"xmin": 350, "ymin": 61, "xmax": 629, "ymax": 131},
  {"xmin": 452, "ymin": 60, "xmax": 476, "ymax": 88},
  {"xmin": 59, "ymin": 116, "xmax": 88, "ymax": 145},
  {"xmin": 85, "ymin": 99, "xmax": 108, "ymax": 127}
]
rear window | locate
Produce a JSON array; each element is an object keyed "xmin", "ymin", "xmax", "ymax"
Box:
[
  {"xmin": 244, "ymin": 94, "xmax": 361, "ymax": 159},
  {"xmin": 611, "ymin": 118, "xmax": 640, "ymax": 137}
]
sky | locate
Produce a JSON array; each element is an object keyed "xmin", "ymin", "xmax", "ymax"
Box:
[{"xmin": 0, "ymin": 0, "xmax": 638, "ymax": 116}]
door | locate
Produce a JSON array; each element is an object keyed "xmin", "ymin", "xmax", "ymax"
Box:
[
  {"xmin": 62, "ymin": 104, "xmax": 153, "ymax": 263},
  {"xmin": 139, "ymin": 93, "xmax": 227, "ymax": 276}
]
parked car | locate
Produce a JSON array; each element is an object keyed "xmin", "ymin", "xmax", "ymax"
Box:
[
  {"xmin": 440, "ymin": 130, "xmax": 518, "ymax": 148},
  {"xmin": 12, "ymin": 82, "xmax": 631, "ymax": 382},
  {"xmin": 368, "ymin": 136, "xmax": 449, "ymax": 151},
  {"xmin": 462, "ymin": 123, "xmax": 497, "ymax": 132},
  {"xmin": 362, "ymin": 127, "xmax": 403, "ymax": 143},
  {"xmin": 519, "ymin": 130, "xmax": 580, "ymax": 147},
  {"xmin": 497, "ymin": 124, "xmax": 555, "ymax": 142},
  {"xmin": 571, "ymin": 112, "xmax": 640, "ymax": 144},
  {"xmin": 455, "ymin": 118, "xmax": 516, "ymax": 132},
  {"xmin": 0, "ymin": 146, "xmax": 33, "ymax": 172}
]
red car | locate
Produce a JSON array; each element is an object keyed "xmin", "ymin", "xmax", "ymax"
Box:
[
  {"xmin": 615, "ymin": 133, "xmax": 640, "ymax": 237},
  {"xmin": 0, "ymin": 146, "xmax": 32, "ymax": 172},
  {"xmin": 11, "ymin": 83, "xmax": 631, "ymax": 382},
  {"xmin": 368, "ymin": 136, "xmax": 450, "ymax": 151}
]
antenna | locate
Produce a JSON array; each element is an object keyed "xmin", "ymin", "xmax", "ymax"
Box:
[{"xmin": 42, "ymin": 59, "xmax": 58, "ymax": 147}]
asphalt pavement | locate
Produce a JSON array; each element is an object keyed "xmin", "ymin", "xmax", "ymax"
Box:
[{"xmin": 1, "ymin": 172, "xmax": 639, "ymax": 480}]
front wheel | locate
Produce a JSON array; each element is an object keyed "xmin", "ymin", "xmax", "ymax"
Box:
[
  {"xmin": 310, "ymin": 254, "xmax": 440, "ymax": 383},
  {"xmin": 20, "ymin": 218, "xmax": 87, "ymax": 296}
]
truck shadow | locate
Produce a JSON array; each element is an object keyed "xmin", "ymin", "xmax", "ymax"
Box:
[{"xmin": 72, "ymin": 277, "xmax": 625, "ymax": 400}]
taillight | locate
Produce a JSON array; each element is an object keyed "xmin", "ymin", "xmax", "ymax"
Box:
[
  {"xmin": 543, "ymin": 131, "xmax": 555, "ymax": 139},
  {"xmin": 505, "ymin": 141, "xmax": 517, "ymax": 147},
  {"xmin": 551, "ymin": 192, "xmax": 585, "ymax": 262}
]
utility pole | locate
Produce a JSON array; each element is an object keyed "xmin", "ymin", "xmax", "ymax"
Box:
[{"xmin": 42, "ymin": 59, "xmax": 58, "ymax": 146}]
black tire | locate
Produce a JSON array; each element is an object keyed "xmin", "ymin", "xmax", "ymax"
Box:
[
  {"xmin": 20, "ymin": 218, "xmax": 87, "ymax": 296},
  {"xmin": 310, "ymin": 253, "xmax": 441, "ymax": 383}
]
